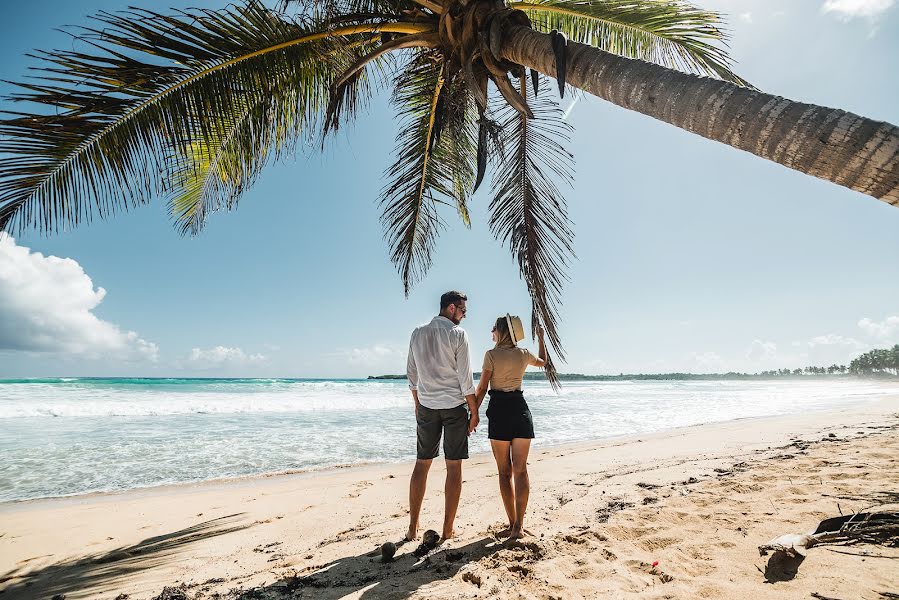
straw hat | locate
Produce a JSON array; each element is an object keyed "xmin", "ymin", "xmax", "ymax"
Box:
[{"xmin": 505, "ymin": 314, "xmax": 525, "ymax": 344}]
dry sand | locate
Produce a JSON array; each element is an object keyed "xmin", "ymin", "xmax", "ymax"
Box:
[{"xmin": 2, "ymin": 396, "xmax": 898, "ymax": 599}]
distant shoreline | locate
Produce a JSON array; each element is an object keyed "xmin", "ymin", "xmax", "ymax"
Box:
[{"xmin": 368, "ymin": 372, "xmax": 899, "ymax": 381}]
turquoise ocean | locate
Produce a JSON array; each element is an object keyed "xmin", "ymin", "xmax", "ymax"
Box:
[{"xmin": 1, "ymin": 377, "xmax": 896, "ymax": 503}]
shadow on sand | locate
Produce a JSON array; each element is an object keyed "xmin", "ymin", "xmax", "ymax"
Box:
[
  {"xmin": 762, "ymin": 551, "xmax": 805, "ymax": 583},
  {"xmin": 237, "ymin": 536, "xmax": 511, "ymax": 599},
  {"xmin": 0, "ymin": 513, "xmax": 250, "ymax": 600}
]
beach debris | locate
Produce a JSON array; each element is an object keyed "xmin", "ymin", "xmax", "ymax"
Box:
[
  {"xmin": 413, "ymin": 530, "xmax": 440, "ymax": 557},
  {"xmin": 759, "ymin": 511, "xmax": 899, "ymax": 558},
  {"xmin": 596, "ymin": 500, "xmax": 634, "ymax": 523},
  {"xmin": 461, "ymin": 570, "xmax": 483, "ymax": 587},
  {"xmin": 151, "ymin": 585, "xmax": 191, "ymax": 600},
  {"xmin": 380, "ymin": 541, "xmax": 397, "ymax": 562},
  {"xmin": 759, "ymin": 533, "xmax": 815, "ymax": 558},
  {"xmin": 423, "ymin": 529, "xmax": 440, "ymax": 545}
]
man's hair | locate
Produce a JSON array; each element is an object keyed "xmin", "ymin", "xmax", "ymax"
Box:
[{"xmin": 440, "ymin": 291, "xmax": 467, "ymax": 311}]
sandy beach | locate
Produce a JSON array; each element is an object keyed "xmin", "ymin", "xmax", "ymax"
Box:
[{"xmin": 2, "ymin": 395, "xmax": 897, "ymax": 599}]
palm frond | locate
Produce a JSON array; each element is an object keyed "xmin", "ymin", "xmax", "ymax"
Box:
[
  {"xmin": 510, "ymin": 0, "xmax": 751, "ymax": 86},
  {"xmin": 278, "ymin": 0, "xmax": 415, "ymax": 22},
  {"xmin": 170, "ymin": 37, "xmax": 389, "ymax": 234},
  {"xmin": 381, "ymin": 52, "xmax": 479, "ymax": 295},
  {"xmin": 490, "ymin": 75, "xmax": 575, "ymax": 388},
  {"xmin": 166, "ymin": 94, "xmax": 296, "ymax": 235},
  {"xmin": 0, "ymin": 1, "xmax": 412, "ymax": 234}
]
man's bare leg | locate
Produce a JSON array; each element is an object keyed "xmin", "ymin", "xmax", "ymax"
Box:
[
  {"xmin": 407, "ymin": 458, "xmax": 432, "ymax": 541},
  {"xmin": 442, "ymin": 459, "xmax": 463, "ymax": 540}
]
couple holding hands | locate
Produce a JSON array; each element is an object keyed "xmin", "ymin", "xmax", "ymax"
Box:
[{"xmin": 405, "ymin": 290, "xmax": 547, "ymax": 544}]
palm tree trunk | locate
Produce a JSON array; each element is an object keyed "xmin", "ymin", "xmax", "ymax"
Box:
[{"xmin": 500, "ymin": 25, "xmax": 899, "ymax": 205}]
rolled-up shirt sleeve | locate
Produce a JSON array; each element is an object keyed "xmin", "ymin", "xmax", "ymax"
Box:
[
  {"xmin": 454, "ymin": 330, "xmax": 476, "ymax": 397},
  {"xmin": 406, "ymin": 335, "xmax": 418, "ymax": 391}
]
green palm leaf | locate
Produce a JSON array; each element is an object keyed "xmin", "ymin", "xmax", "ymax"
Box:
[
  {"xmin": 0, "ymin": 2, "xmax": 405, "ymax": 234},
  {"xmin": 381, "ymin": 52, "xmax": 479, "ymax": 294},
  {"xmin": 490, "ymin": 75, "xmax": 575, "ymax": 388},
  {"xmin": 510, "ymin": 0, "xmax": 751, "ymax": 86},
  {"xmin": 166, "ymin": 96, "xmax": 292, "ymax": 236},
  {"xmin": 168, "ymin": 37, "xmax": 387, "ymax": 235}
]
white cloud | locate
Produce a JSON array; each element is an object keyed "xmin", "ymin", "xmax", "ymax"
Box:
[
  {"xmin": 185, "ymin": 346, "xmax": 266, "ymax": 368},
  {"xmin": 746, "ymin": 339, "xmax": 777, "ymax": 362},
  {"xmin": 739, "ymin": 12, "xmax": 753, "ymax": 23},
  {"xmin": 858, "ymin": 315, "xmax": 899, "ymax": 341},
  {"xmin": 0, "ymin": 234, "xmax": 158, "ymax": 361},
  {"xmin": 822, "ymin": 0, "xmax": 894, "ymax": 19},
  {"xmin": 684, "ymin": 351, "xmax": 724, "ymax": 372},
  {"xmin": 807, "ymin": 333, "xmax": 866, "ymax": 349},
  {"xmin": 328, "ymin": 343, "xmax": 406, "ymax": 375},
  {"xmin": 341, "ymin": 343, "xmax": 404, "ymax": 364}
]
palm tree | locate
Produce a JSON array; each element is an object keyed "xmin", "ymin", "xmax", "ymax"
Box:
[{"xmin": 1, "ymin": 0, "xmax": 897, "ymax": 384}]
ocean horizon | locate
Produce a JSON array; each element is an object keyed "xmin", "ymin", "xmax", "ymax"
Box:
[{"xmin": 2, "ymin": 376, "xmax": 897, "ymax": 503}]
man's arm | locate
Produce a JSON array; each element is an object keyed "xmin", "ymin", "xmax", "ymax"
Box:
[
  {"xmin": 407, "ymin": 336, "xmax": 419, "ymax": 415},
  {"xmin": 454, "ymin": 331, "xmax": 479, "ymax": 433},
  {"xmin": 464, "ymin": 393, "xmax": 478, "ymax": 434}
]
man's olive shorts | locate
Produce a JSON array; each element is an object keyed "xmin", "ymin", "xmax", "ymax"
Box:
[{"xmin": 416, "ymin": 404, "xmax": 469, "ymax": 460}]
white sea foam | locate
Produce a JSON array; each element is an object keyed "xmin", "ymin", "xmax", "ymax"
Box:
[
  {"xmin": 0, "ymin": 378, "xmax": 896, "ymax": 502},
  {"xmin": 0, "ymin": 380, "xmax": 410, "ymax": 418}
]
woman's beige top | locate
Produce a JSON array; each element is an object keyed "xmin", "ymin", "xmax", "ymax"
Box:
[{"xmin": 482, "ymin": 347, "xmax": 541, "ymax": 391}]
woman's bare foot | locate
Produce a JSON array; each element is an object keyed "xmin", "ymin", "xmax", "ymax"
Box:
[
  {"xmin": 495, "ymin": 522, "xmax": 517, "ymax": 538},
  {"xmin": 508, "ymin": 526, "xmax": 532, "ymax": 540},
  {"xmin": 405, "ymin": 526, "xmax": 418, "ymax": 542}
]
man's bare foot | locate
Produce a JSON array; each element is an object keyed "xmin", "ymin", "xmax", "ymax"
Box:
[
  {"xmin": 508, "ymin": 526, "xmax": 532, "ymax": 540},
  {"xmin": 405, "ymin": 527, "xmax": 418, "ymax": 542}
]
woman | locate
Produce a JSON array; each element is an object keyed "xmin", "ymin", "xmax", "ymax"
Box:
[{"xmin": 475, "ymin": 315, "xmax": 546, "ymax": 539}]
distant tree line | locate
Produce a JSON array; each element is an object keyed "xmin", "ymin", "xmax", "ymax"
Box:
[
  {"xmin": 757, "ymin": 365, "xmax": 848, "ymax": 377},
  {"xmin": 369, "ymin": 345, "xmax": 899, "ymax": 380},
  {"xmin": 848, "ymin": 344, "xmax": 899, "ymax": 376}
]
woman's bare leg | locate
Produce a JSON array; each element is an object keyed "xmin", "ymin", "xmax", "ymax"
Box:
[
  {"xmin": 490, "ymin": 440, "xmax": 515, "ymax": 532},
  {"xmin": 509, "ymin": 438, "xmax": 532, "ymax": 539}
]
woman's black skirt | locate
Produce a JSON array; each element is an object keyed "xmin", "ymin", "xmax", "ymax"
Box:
[{"xmin": 486, "ymin": 390, "xmax": 535, "ymax": 441}]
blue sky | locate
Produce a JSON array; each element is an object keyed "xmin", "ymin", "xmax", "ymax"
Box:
[{"xmin": 1, "ymin": 0, "xmax": 897, "ymax": 377}]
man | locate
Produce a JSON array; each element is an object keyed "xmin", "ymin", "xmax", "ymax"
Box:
[{"xmin": 406, "ymin": 290, "xmax": 479, "ymax": 542}]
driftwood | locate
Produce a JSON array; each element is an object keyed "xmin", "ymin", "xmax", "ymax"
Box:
[{"xmin": 759, "ymin": 511, "xmax": 899, "ymax": 558}]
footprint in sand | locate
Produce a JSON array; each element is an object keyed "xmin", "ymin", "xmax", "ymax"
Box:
[{"xmin": 346, "ymin": 480, "xmax": 373, "ymax": 499}]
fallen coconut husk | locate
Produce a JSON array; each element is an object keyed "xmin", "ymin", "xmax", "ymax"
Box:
[{"xmin": 759, "ymin": 510, "xmax": 899, "ymax": 558}]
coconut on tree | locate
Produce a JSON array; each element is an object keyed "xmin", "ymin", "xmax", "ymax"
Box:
[{"xmin": 1, "ymin": 0, "xmax": 897, "ymax": 385}]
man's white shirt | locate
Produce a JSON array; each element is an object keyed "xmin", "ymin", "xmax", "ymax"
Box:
[{"xmin": 407, "ymin": 316, "xmax": 476, "ymax": 410}]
